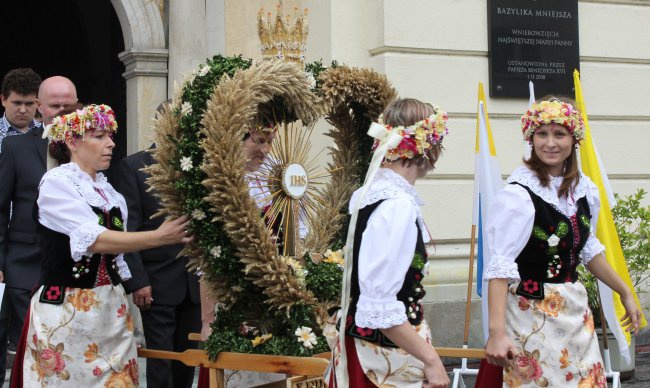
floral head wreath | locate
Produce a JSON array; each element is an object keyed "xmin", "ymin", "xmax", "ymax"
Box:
[
  {"xmin": 521, "ymin": 99, "xmax": 584, "ymax": 144},
  {"xmin": 254, "ymin": 122, "xmax": 280, "ymax": 133},
  {"xmin": 370, "ymin": 105, "xmax": 449, "ymax": 161},
  {"xmin": 44, "ymin": 104, "xmax": 117, "ymax": 143}
]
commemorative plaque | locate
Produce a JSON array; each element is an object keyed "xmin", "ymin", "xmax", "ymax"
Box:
[{"xmin": 488, "ymin": 0, "xmax": 579, "ymax": 98}]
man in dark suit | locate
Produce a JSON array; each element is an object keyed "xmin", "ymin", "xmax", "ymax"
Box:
[
  {"xmin": 0, "ymin": 75, "xmax": 77, "ymax": 378},
  {"xmin": 117, "ymin": 140, "xmax": 201, "ymax": 388}
]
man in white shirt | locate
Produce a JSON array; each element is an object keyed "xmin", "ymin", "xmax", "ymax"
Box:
[{"xmin": 0, "ymin": 68, "xmax": 42, "ymax": 153}]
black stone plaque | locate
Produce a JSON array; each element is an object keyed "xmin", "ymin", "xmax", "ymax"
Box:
[{"xmin": 488, "ymin": 0, "xmax": 579, "ymax": 98}]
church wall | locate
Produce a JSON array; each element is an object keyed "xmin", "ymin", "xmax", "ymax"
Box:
[{"xmin": 157, "ymin": 0, "xmax": 650, "ymax": 345}]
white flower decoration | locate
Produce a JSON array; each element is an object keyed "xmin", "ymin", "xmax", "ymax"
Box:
[
  {"xmin": 198, "ymin": 65, "xmax": 210, "ymax": 77},
  {"xmin": 294, "ymin": 326, "xmax": 317, "ymax": 349},
  {"xmin": 180, "ymin": 156, "xmax": 193, "ymax": 171},
  {"xmin": 181, "ymin": 101, "xmax": 193, "ymax": 116},
  {"xmin": 423, "ymin": 260, "xmax": 430, "ymax": 276},
  {"xmin": 192, "ymin": 209, "xmax": 206, "ymax": 221},
  {"xmin": 305, "ymin": 72, "xmax": 316, "ymax": 89},
  {"xmin": 547, "ymin": 234, "xmax": 560, "ymax": 247},
  {"xmin": 210, "ymin": 246, "xmax": 222, "ymax": 258}
]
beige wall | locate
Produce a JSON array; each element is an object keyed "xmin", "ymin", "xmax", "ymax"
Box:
[
  {"xmin": 159, "ymin": 1, "xmax": 650, "ymax": 308},
  {"xmin": 223, "ymin": 1, "xmax": 649, "ymax": 307}
]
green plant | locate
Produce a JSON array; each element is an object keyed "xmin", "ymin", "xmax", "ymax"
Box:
[{"xmin": 579, "ymin": 188, "xmax": 650, "ymax": 326}]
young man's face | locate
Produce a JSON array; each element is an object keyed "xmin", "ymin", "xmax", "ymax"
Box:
[
  {"xmin": 243, "ymin": 129, "xmax": 275, "ymax": 172},
  {"xmin": 1, "ymin": 91, "xmax": 37, "ymax": 130}
]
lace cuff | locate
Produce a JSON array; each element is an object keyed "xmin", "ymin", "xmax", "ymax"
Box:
[
  {"xmin": 115, "ymin": 254, "xmax": 132, "ymax": 281},
  {"xmin": 69, "ymin": 222, "xmax": 107, "ymax": 262},
  {"xmin": 580, "ymin": 235, "xmax": 605, "ymax": 265},
  {"xmin": 355, "ymin": 295, "xmax": 407, "ymax": 329},
  {"xmin": 484, "ymin": 256, "xmax": 520, "ymax": 281}
]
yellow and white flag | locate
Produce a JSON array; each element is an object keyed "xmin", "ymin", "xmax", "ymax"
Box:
[
  {"xmin": 474, "ymin": 82, "xmax": 503, "ymax": 342},
  {"xmin": 574, "ymin": 69, "xmax": 647, "ymax": 362}
]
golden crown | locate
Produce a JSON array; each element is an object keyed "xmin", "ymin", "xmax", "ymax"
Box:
[{"xmin": 257, "ymin": 2, "xmax": 308, "ymax": 66}]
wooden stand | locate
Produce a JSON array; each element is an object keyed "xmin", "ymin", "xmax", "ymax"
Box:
[
  {"xmin": 137, "ymin": 333, "xmax": 486, "ymax": 387},
  {"xmin": 137, "ymin": 333, "xmax": 329, "ymax": 388}
]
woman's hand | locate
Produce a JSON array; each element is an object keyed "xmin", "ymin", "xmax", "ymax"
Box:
[
  {"xmin": 486, "ymin": 332, "xmax": 517, "ymax": 367},
  {"xmin": 422, "ymin": 358, "xmax": 449, "ymax": 388},
  {"xmin": 201, "ymin": 321, "xmax": 213, "ymax": 342},
  {"xmin": 155, "ymin": 215, "xmax": 192, "ymax": 245},
  {"xmin": 620, "ymin": 292, "xmax": 642, "ymax": 335}
]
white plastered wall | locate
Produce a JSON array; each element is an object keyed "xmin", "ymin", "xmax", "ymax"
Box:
[{"xmin": 167, "ymin": 1, "xmax": 650, "ymax": 345}]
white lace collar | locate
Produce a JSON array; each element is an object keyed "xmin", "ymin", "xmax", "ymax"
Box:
[
  {"xmin": 350, "ymin": 168, "xmax": 430, "ymax": 242},
  {"xmin": 507, "ymin": 166, "xmax": 588, "ymax": 211},
  {"xmin": 45, "ymin": 162, "xmax": 123, "ymax": 211}
]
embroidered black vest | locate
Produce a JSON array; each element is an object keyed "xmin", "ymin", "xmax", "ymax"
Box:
[
  {"xmin": 36, "ymin": 205, "xmax": 125, "ymax": 304},
  {"xmin": 345, "ymin": 200, "xmax": 428, "ymax": 348},
  {"xmin": 513, "ymin": 183, "xmax": 592, "ymax": 300}
]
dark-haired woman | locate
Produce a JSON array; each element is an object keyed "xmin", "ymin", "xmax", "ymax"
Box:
[
  {"xmin": 480, "ymin": 98, "xmax": 641, "ymax": 387},
  {"xmin": 16, "ymin": 105, "xmax": 191, "ymax": 387}
]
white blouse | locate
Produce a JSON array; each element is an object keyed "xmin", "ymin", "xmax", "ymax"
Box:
[
  {"xmin": 484, "ymin": 166, "xmax": 605, "ymax": 281},
  {"xmin": 350, "ymin": 168, "xmax": 430, "ymax": 329},
  {"xmin": 38, "ymin": 162, "xmax": 131, "ymax": 280}
]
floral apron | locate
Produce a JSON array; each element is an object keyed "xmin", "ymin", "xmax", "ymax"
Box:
[
  {"xmin": 503, "ymin": 282, "xmax": 606, "ymax": 388},
  {"xmin": 23, "ymin": 284, "xmax": 140, "ymax": 387}
]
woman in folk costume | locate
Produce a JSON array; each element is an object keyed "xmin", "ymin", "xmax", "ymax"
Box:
[
  {"xmin": 14, "ymin": 105, "xmax": 192, "ymax": 387},
  {"xmin": 477, "ymin": 98, "xmax": 641, "ymax": 387},
  {"xmin": 327, "ymin": 98, "xmax": 451, "ymax": 388}
]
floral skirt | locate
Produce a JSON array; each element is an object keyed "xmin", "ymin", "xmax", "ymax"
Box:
[
  {"xmin": 325, "ymin": 318, "xmax": 432, "ymax": 388},
  {"xmin": 503, "ymin": 281, "xmax": 606, "ymax": 387},
  {"xmin": 23, "ymin": 284, "xmax": 141, "ymax": 387}
]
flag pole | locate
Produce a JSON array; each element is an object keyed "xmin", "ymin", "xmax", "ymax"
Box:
[
  {"xmin": 452, "ymin": 226, "xmax": 479, "ymax": 388},
  {"xmin": 452, "ymin": 87, "xmax": 488, "ymax": 388},
  {"xmin": 574, "ymin": 69, "xmax": 622, "ymax": 388},
  {"xmin": 596, "ymin": 282, "xmax": 612, "ymax": 373},
  {"xmin": 463, "ymin": 224, "xmax": 477, "ymax": 348},
  {"xmin": 453, "ymin": 224, "xmax": 479, "ymax": 388},
  {"xmin": 596, "ymin": 282, "xmax": 621, "ymax": 388}
]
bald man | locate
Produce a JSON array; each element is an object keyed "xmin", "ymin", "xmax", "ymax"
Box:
[
  {"xmin": 36, "ymin": 76, "xmax": 78, "ymax": 125},
  {"xmin": 0, "ymin": 76, "xmax": 77, "ymax": 369}
]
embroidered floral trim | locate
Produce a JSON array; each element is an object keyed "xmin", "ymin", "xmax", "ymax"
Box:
[
  {"xmin": 533, "ymin": 226, "xmax": 549, "ymax": 240},
  {"xmin": 112, "ymin": 216, "xmax": 124, "ymax": 231},
  {"xmin": 532, "ymin": 220, "xmax": 570, "ymax": 255},
  {"xmin": 547, "ymin": 255, "xmax": 562, "ymax": 279},
  {"xmin": 556, "ymin": 222, "xmax": 569, "ymax": 238},
  {"xmin": 484, "ymin": 256, "xmax": 520, "ymax": 281},
  {"xmin": 114, "ymin": 254, "xmax": 131, "ymax": 280},
  {"xmin": 44, "ymin": 163, "xmax": 124, "ymax": 212},
  {"xmin": 410, "ymin": 252, "xmax": 426, "ymax": 272},
  {"xmin": 507, "ymin": 166, "xmax": 588, "ymax": 216},
  {"xmin": 355, "ymin": 295, "xmax": 407, "ymax": 329},
  {"xmin": 44, "ymin": 163, "xmax": 132, "ymax": 280},
  {"xmin": 69, "ymin": 222, "xmax": 107, "ymax": 262},
  {"xmin": 407, "ymin": 253, "xmax": 427, "ymax": 321},
  {"xmin": 522, "ymin": 279, "xmax": 540, "ymax": 294},
  {"xmin": 579, "ymin": 239, "xmax": 605, "ymax": 265},
  {"xmin": 72, "ymin": 258, "xmax": 92, "ymax": 279}
]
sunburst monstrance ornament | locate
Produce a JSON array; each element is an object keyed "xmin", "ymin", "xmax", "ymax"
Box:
[{"xmin": 255, "ymin": 123, "xmax": 332, "ymax": 258}]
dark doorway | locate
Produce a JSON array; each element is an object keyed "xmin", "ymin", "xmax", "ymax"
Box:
[{"xmin": 0, "ymin": 0, "xmax": 127, "ymax": 181}]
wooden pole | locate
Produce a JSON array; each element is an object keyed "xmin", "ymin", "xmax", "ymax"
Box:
[
  {"xmin": 463, "ymin": 224, "xmax": 478, "ymax": 345},
  {"xmin": 596, "ymin": 282, "xmax": 609, "ymax": 350}
]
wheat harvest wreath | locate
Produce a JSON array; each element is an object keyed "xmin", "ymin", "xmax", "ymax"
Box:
[{"xmin": 146, "ymin": 54, "xmax": 397, "ymax": 358}]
